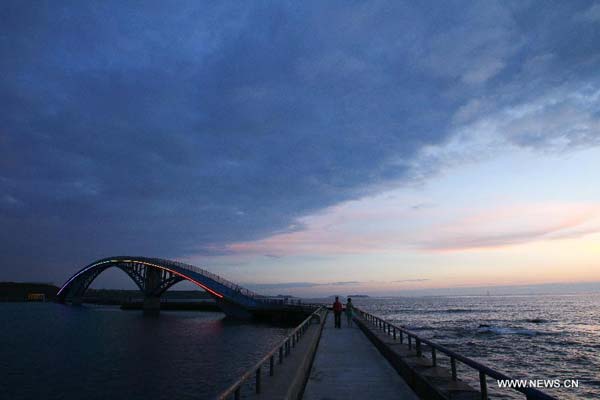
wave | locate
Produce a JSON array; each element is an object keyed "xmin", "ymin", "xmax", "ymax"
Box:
[
  {"xmin": 520, "ymin": 318, "xmax": 549, "ymax": 324},
  {"xmin": 403, "ymin": 325, "xmax": 435, "ymax": 331},
  {"xmin": 388, "ymin": 308, "xmax": 491, "ymax": 314},
  {"xmin": 444, "ymin": 308, "xmax": 491, "ymax": 313},
  {"xmin": 477, "ymin": 324, "xmax": 542, "ymax": 336}
]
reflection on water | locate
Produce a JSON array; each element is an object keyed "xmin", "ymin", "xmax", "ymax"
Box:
[{"xmin": 0, "ymin": 303, "xmax": 290, "ymax": 400}]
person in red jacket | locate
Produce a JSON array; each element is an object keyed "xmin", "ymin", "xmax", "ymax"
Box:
[{"xmin": 333, "ymin": 296, "xmax": 343, "ymax": 328}]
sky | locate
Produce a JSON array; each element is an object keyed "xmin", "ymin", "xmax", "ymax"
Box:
[{"xmin": 1, "ymin": 1, "xmax": 599, "ymax": 296}]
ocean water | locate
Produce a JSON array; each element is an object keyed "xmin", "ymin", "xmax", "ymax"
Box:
[
  {"xmin": 2, "ymin": 295, "xmax": 598, "ymax": 399},
  {"xmin": 352, "ymin": 294, "xmax": 600, "ymax": 399},
  {"xmin": 0, "ymin": 303, "xmax": 290, "ymax": 400}
]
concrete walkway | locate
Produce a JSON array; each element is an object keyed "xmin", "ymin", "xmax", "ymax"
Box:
[{"xmin": 303, "ymin": 313, "xmax": 419, "ymax": 400}]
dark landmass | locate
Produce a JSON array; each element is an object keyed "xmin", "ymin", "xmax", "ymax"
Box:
[
  {"xmin": 0, "ymin": 282, "xmax": 59, "ymax": 301},
  {"xmin": 348, "ymin": 295, "xmax": 370, "ymax": 298},
  {"xmin": 83, "ymin": 288, "xmax": 213, "ymax": 305},
  {"xmin": 0, "ymin": 282, "xmax": 213, "ymax": 305}
]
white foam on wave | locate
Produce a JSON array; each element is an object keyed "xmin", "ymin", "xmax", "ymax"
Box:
[{"xmin": 477, "ymin": 325, "xmax": 540, "ymax": 336}]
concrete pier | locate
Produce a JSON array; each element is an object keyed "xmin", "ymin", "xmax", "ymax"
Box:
[{"xmin": 303, "ymin": 313, "xmax": 419, "ymax": 400}]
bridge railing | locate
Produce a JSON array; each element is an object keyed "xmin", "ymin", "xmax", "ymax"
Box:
[
  {"xmin": 165, "ymin": 259, "xmax": 261, "ymax": 299},
  {"xmin": 354, "ymin": 307, "xmax": 556, "ymax": 400},
  {"xmin": 216, "ymin": 306, "xmax": 327, "ymax": 400},
  {"xmin": 166, "ymin": 259, "xmax": 307, "ymax": 306}
]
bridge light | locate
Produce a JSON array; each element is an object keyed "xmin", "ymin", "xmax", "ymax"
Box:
[{"xmin": 57, "ymin": 258, "xmax": 224, "ymax": 299}]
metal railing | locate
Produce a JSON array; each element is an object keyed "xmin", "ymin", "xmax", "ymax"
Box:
[
  {"xmin": 138, "ymin": 257, "xmax": 313, "ymax": 307},
  {"xmin": 217, "ymin": 306, "xmax": 327, "ymax": 400},
  {"xmin": 355, "ymin": 308, "xmax": 556, "ymax": 400},
  {"xmin": 162, "ymin": 259, "xmax": 305, "ymax": 305},
  {"xmin": 157, "ymin": 258, "xmax": 262, "ymax": 298}
]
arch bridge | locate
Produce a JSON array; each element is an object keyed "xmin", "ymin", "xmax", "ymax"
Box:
[{"xmin": 57, "ymin": 256, "xmax": 311, "ymax": 319}]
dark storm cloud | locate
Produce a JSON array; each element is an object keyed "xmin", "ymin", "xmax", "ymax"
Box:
[{"xmin": 1, "ymin": 1, "xmax": 599, "ymax": 282}]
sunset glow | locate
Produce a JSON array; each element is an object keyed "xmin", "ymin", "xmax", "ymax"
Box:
[
  {"xmin": 189, "ymin": 146, "xmax": 600, "ymax": 295},
  {"xmin": 1, "ymin": 1, "xmax": 599, "ymax": 297}
]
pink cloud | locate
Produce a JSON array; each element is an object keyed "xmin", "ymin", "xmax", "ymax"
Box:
[
  {"xmin": 418, "ymin": 203, "xmax": 600, "ymax": 251},
  {"xmin": 224, "ymin": 202, "xmax": 600, "ymax": 256}
]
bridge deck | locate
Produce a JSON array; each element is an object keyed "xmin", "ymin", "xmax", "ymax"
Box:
[{"xmin": 303, "ymin": 313, "xmax": 418, "ymax": 400}]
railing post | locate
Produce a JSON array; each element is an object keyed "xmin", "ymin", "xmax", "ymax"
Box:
[
  {"xmin": 279, "ymin": 346, "xmax": 283, "ymax": 364},
  {"xmin": 431, "ymin": 347, "xmax": 437, "ymax": 367},
  {"xmin": 234, "ymin": 387, "xmax": 240, "ymax": 400},
  {"xmin": 400, "ymin": 331, "xmax": 403, "ymax": 343},
  {"xmin": 393, "ymin": 327, "xmax": 396, "ymax": 340},
  {"xmin": 256, "ymin": 367, "xmax": 261, "ymax": 394},
  {"xmin": 408, "ymin": 335, "xmax": 412, "ymax": 349},
  {"xmin": 479, "ymin": 371, "xmax": 487, "ymax": 400},
  {"xmin": 451, "ymin": 357, "xmax": 457, "ymax": 380},
  {"xmin": 270, "ymin": 355, "xmax": 274, "ymax": 376},
  {"xmin": 416, "ymin": 338, "xmax": 422, "ymax": 356}
]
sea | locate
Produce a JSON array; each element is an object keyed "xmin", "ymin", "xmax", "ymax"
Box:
[
  {"xmin": 351, "ymin": 294, "xmax": 600, "ymax": 399},
  {"xmin": 0, "ymin": 303, "xmax": 290, "ymax": 400},
  {"xmin": 1, "ymin": 294, "xmax": 599, "ymax": 399}
]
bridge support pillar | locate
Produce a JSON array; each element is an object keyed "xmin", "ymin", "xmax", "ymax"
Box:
[
  {"xmin": 216, "ymin": 298, "xmax": 254, "ymax": 319},
  {"xmin": 143, "ymin": 267, "xmax": 162, "ymax": 315},
  {"xmin": 143, "ymin": 296, "xmax": 161, "ymax": 315}
]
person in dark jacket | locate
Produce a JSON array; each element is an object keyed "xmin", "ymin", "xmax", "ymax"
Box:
[{"xmin": 333, "ymin": 296, "xmax": 343, "ymax": 328}]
